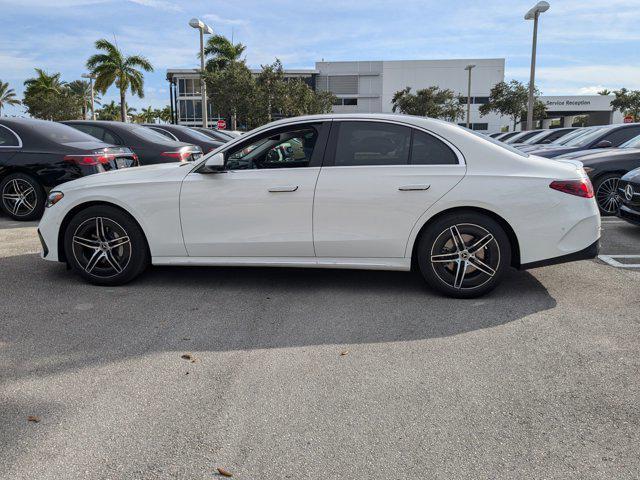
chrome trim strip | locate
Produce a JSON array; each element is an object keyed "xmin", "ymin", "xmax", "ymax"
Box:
[{"xmin": 0, "ymin": 124, "xmax": 23, "ymax": 149}]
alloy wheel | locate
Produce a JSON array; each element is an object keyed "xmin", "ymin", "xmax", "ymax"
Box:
[
  {"xmin": 430, "ymin": 223, "xmax": 500, "ymax": 290},
  {"xmin": 595, "ymin": 177, "xmax": 620, "ymax": 214},
  {"xmin": 1, "ymin": 178, "xmax": 37, "ymax": 217},
  {"xmin": 72, "ymin": 217, "xmax": 132, "ymax": 278}
]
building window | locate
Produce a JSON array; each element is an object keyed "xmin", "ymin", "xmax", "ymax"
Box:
[
  {"xmin": 316, "ymin": 75, "xmax": 358, "ymax": 95},
  {"xmin": 473, "ymin": 96, "xmax": 489, "ymax": 104},
  {"xmin": 343, "ymin": 98, "xmax": 358, "ymax": 106},
  {"xmin": 457, "ymin": 123, "xmax": 489, "ymax": 131},
  {"xmin": 177, "ymin": 78, "xmax": 201, "ymax": 97}
]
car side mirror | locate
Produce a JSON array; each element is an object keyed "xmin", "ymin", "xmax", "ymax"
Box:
[
  {"xmin": 593, "ymin": 140, "xmax": 612, "ymax": 148},
  {"xmin": 201, "ymin": 152, "xmax": 225, "ymax": 173}
]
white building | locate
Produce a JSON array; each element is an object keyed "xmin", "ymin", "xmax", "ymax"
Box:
[{"xmin": 315, "ymin": 59, "xmax": 506, "ymax": 132}]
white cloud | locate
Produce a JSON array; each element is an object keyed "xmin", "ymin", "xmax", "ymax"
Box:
[
  {"xmin": 202, "ymin": 13, "xmax": 249, "ymax": 26},
  {"xmin": 128, "ymin": 0, "xmax": 181, "ymax": 12}
]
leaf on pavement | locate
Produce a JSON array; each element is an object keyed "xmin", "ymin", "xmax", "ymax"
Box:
[
  {"xmin": 340, "ymin": 350, "xmax": 349, "ymax": 356},
  {"xmin": 217, "ymin": 467, "xmax": 233, "ymax": 477},
  {"xmin": 27, "ymin": 415, "xmax": 40, "ymax": 423},
  {"xmin": 181, "ymin": 353, "xmax": 193, "ymax": 361}
]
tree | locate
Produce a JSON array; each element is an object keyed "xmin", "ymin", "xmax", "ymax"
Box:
[
  {"xmin": 611, "ymin": 88, "xmax": 640, "ymax": 121},
  {"xmin": 392, "ymin": 86, "xmax": 464, "ymax": 121},
  {"xmin": 204, "ymin": 34, "xmax": 246, "ymax": 71},
  {"xmin": 22, "ymin": 69, "xmax": 82, "ymax": 120},
  {"xmin": 598, "ymin": 89, "xmax": 612, "ymax": 96},
  {"xmin": 0, "ymin": 80, "xmax": 20, "ymax": 116},
  {"xmin": 256, "ymin": 59, "xmax": 287, "ymax": 122},
  {"xmin": 86, "ymin": 38, "xmax": 153, "ymax": 122},
  {"xmin": 204, "ymin": 60, "xmax": 256, "ymax": 130},
  {"xmin": 68, "ymin": 80, "xmax": 100, "ymax": 119},
  {"xmin": 97, "ymin": 100, "xmax": 120, "ymax": 120},
  {"xmin": 156, "ymin": 106, "xmax": 172, "ymax": 123},
  {"xmin": 137, "ymin": 105, "xmax": 157, "ymax": 123},
  {"xmin": 479, "ymin": 80, "xmax": 546, "ymax": 130}
]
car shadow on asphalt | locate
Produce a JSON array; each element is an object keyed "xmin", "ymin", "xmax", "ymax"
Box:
[{"xmin": 0, "ymin": 254, "xmax": 557, "ymax": 384}]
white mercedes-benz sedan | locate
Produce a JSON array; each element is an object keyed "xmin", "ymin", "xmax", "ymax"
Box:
[{"xmin": 38, "ymin": 114, "xmax": 600, "ymax": 298}]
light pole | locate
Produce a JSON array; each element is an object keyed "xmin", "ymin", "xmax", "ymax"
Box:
[
  {"xmin": 525, "ymin": 1, "xmax": 550, "ymax": 131},
  {"xmin": 81, "ymin": 73, "xmax": 96, "ymax": 120},
  {"xmin": 189, "ymin": 18, "xmax": 213, "ymax": 128},
  {"xmin": 464, "ymin": 64, "xmax": 475, "ymax": 129}
]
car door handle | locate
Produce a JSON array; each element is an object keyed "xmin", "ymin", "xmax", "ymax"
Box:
[
  {"xmin": 268, "ymin": 185, "xmax": 299, "ymax": 192},
  {"xmin": 398, "ymin": 184, "xmax": 431, "ymax": 191}
]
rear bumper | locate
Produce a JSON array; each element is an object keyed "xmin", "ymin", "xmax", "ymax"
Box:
[
  {"xmin": 617, "ymin": 204, "xmax": 640, "ymax": 226},
  {"xmin": 520, "ymin": 239, "xmax": 599, "ymax": 270}
]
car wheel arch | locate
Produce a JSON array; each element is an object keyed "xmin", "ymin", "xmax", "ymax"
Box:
[
  {"xmin": 57, "ymin": 200, "xmax": 150, "ymax": 264},
  {"xmin": 409, "ymin": 206, "xmax": 521, "ymax": 270}
]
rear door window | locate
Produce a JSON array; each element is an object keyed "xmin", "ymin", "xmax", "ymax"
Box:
[
  {"xmin": 333, "ymin": 121, "xmax": 411, "ymax": 166},
  {"xmin": 410, "ymin": 130, "xmax": 458, "ymax": 165},
  {"xmin": 602, "ymin": 127, "xmax": 640, "ymax": 146}
]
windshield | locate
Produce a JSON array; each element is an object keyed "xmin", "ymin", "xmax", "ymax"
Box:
[
  {"xmin": 563, "ymin": 126, "xmax": 611, "ymax": 147},
  {"xmin": 551, "ymin": 127, "xmax": 594, "ymax": 145},
  {"xmin": 522, "ymin": 130, "xmax": 551, "ymax": 144},
  {"xmin": 462, "ymin": 126, "xmax": 529, "ymax": 157},
  {"xmin": 187, "ymin": 128, "xmax": 218, "ymax": 141},
  {"xmin": 619, "ymin": 134, "xmax": 640, "ymax": 149}
]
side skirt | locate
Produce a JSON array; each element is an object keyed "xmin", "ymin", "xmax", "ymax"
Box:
[
  {"xmin": 151, "ymin": 256, "xmax": 411, "ymax": 271},
  {"xmin": 519, "ymin": 239, "xmax": 600, "ymax": 270}
]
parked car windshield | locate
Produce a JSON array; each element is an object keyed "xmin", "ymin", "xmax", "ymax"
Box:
[
  {"xmin": 551, "ymin": 128, "xmax": 593, "ymax": 145},
  {"xmin": 619, "ymin": 134, "xmax": 640, "ymax": 149},
  {"xmin": 563, "ymin": 126, "xmax": 611, "ymax": 147},
  {"xmin": 187, "ymin": 128, "xmax": 218, "ymax": 141},
  {"xmin": 522, "ymin": 130, "xmax": 551, "ymax": 144}
]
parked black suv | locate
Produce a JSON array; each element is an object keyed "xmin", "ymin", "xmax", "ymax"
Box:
[{"xmin": 0, "ymin": 118, "xmax": 138, "ymax": 220}]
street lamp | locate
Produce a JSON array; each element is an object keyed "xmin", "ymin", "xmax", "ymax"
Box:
[
  {"xmin": 464, "ymin": 64, "xmax": 475, "ymax": 129},
  {"xmin": 189, "ymin": 18, "xmax": 213, "ymax": 128},
  {"xmin": 81, "ymin": 73, "xmax": 97, "ymax": 120},
  {"xmin": 524, "ymin": 1, "xmax": 550, "ymax": 131}
]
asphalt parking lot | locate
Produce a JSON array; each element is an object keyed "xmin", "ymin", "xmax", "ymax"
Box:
[{"xmin": 1, "ymin": 215, "xmax": 639, "ymax": 479}]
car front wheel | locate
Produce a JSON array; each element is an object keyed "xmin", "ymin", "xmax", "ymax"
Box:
[
  {"xmin": 0, "ymin": 173, "xmax": 45, "ymax": 221},
  {"xmin": 417, "ymin": 212, "xmax": 511, "ymax": 298},
  {"xmin": 594, "ymin": 174, "xmax": 622, "ymax": 216},
  {"xmin": 64, "ymin": 205, "xmax": 149, "ymax": 285}
]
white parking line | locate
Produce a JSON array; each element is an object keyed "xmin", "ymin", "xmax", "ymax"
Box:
[{"xmin": 598, "ymin": 255, "xmax": 640, "ymax": 268}]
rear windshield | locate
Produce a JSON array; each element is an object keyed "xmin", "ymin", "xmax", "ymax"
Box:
[
  {"xmin": 131, "ymin": 125, "xmax": 177, "ymax": 142},
  {"xmin": 35, "ymin": 121, "xmax": 99, "ymax": 143},
  {"xmin": 463, "ymin": 126, "xmax": 529, "ymax": 157},
  {"xmin": 186, "ymin": 128, "xmax": 217, "ymax": 141}
]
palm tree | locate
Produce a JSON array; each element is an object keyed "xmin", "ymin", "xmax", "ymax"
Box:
[
  {"xmin": 68, "ymin": 80, "xmax": 101, "ymax": 119},
  {"xmin": 0, "ymin": 80, "xmax": 20, "ymax": 116},
  {"xmin": 23, "ymin": 68, "xmax": 65, "ymax": 97},
  {"xmin": 139, "ymin": 105, "xmax": 156, "ymax": 123},
  {"xmin": 203, "ymin": 34, "xmax": 246, "ymax": 71},
  {"xmin": 97, "ymin": 100, "xmax": 120, "ymax": 120},
  {"xmin": 86, "ymin": 38, "xmax": 153, "ymax": 122}
]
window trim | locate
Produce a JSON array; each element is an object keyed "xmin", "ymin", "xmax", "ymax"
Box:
[
  {"xmin": 0, "ymin": 124, "xmax": 23, "ymax": 149},
  {"xmin": 148, "ymin": 126, "xmax": 179, "ymax": 142},
  {"xmin": 322, "ymin": 119, "xmax": 465, "ymax": 167}
]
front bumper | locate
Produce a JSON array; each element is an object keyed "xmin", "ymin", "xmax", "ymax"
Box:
[
  {"xmin": 520, "ymin": 239, "xmax": 599, "ymax": 270},
  {"xmin": 617, "ymin": 203, "xmax": 640, "ymax": 226}
]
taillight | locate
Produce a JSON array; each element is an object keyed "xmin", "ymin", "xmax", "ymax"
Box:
[
  {"xmin": 549, "ymin": 178, "xmax": 594, "ymax": 198},
  {"xmin": 132, "ymin": 153, "xmax": 139, "ymax": 163},
  {"xmin": 160, "ymin": 146, "xmax": 198, "ymax": 162},
  {"xmin": 64, "ymin": 153, "xmax": 115, "ymax": 166}
]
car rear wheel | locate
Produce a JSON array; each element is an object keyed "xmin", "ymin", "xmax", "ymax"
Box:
[
  {"xmin": 0, "ymin": 173, "xmax": 45, "ymax": 221},
  {"xmin": 64, "ymin": 205, "xmax": 149, "ymax": 285},
  {"xmin": 594, "ymin": 174, "xmax": 622, "ymax": 216},
  {"xmin": 417, "ymin": 212, "xmax": 511, "ymax": 298}
]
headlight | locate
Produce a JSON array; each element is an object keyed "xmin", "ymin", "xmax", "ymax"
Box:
[{"xmin": 46, "ymin": 191, "xmax": 64, "ymax": 208}]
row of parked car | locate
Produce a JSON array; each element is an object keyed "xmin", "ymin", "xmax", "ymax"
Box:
[
  {"xmin": 490, "ymin": 123, "xmax": 640, "ymax": 218},
  {"xmin": 0, "ymin": 118, "xmax": 239, "ymax": 220}
]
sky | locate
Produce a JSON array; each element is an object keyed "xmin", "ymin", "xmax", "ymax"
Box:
[{"xmin": 1, "ymin": 0, "xmax": 639, "ymax": 117}]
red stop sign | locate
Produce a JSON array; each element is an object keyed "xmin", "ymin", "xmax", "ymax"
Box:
[{"xmin": 217, "ymin": 119, "xmax": 227, "ymax": 130}]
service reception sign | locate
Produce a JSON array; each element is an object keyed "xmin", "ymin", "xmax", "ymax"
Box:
[{"xmin": 540, "ymin": 95, "xmax": 614, "ymax": 112}]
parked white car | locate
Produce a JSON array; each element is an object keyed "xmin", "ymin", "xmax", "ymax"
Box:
[{"xmin": 38, "ymin": 114, "xmax": 600, "ymax": 298}]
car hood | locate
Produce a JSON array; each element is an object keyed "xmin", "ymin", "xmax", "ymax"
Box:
[
  {"xmin": 54, "ymin": 162, "xmax": 189, "ymax": 191},
  {"xmin": 556, "ymin": 148, "xmax": 614, "ymax": 160}
]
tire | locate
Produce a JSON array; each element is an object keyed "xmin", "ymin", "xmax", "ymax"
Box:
[
  {"xmin": 0, "ymin": 173, "xmax": 46, "ymax": 221},
  {"xmin": 594, "ymin": 173, "xmax": 622, "ymax": 216},
  {"xmin": 416, "ymin": 212, "xmax": 511, "ymax": 299},
  {"xmin": 63, "ymin": 205, "xmax": 149, "ymax": 286}
]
